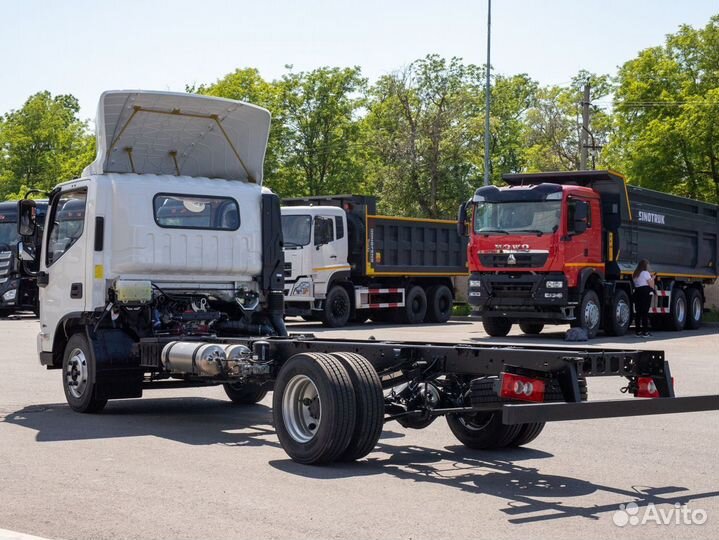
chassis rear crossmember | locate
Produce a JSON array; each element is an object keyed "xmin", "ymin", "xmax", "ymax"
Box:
[{"xmin": 139, "ymin": 334, "xmax": 719, "ymax": 423}]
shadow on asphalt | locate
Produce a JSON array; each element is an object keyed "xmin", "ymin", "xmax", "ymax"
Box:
[{"xmin": 6, "ymin": 398, "xmax": 718, "ymax": 524}]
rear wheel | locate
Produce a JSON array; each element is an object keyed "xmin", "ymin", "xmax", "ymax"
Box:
[
  {"xmin": 426, "ymin": 285, "xmax": 453, "ymax": 323},
  {"xmin": 686, "ymin": 288, "xmax": 703, "ymax": 330},
  {"xmin": 604, "ymin": 288, "xmax": 631, "ymax": 336},
  {"xmin": 573, "ymin": 289, "xmax": 601, "ymax": 338},
  {"xmin": 482, "ymin": 317, "xmax": 512, "ymax": 337},
  {"xmin": 273, "ymin": 353, "xmax": 356, "ymax": 464},
  {"xmin": 668, "ymin": 288, "xmax": 687, "ymax": 331},
  {"xmin": 518, "ymin": 322, "xmax": 544, "ymax": 335},
  {"xmin": 399, "ymin": 285, "xmax": 427, "ymax": 324},
  {"xmin": 446, "ymin": 411, "xmax": 522, "ymax": 449},
  {"xmin": 330, "ymin": 353, "xmax": 384, "ymax": 461},
  {"xmin": 321, "ymin": 286, "xmax": 351, "ymax": 328},
  {"xmin": 63, "ymin": 333, "xmax": 107, "ymax": 413},
  {"xmin": 223, "ymin": 382, "xmax": 268, "ymax": 404}
]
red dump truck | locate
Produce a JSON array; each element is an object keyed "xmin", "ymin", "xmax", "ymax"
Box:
[{"xmin": 459, "ymin": 170, "xmax": 719, "ymax": 337}]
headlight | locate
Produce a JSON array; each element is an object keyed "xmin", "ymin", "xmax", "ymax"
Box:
[
  {"xmin": 545, "ymin": 280, "xmax": 564, "ymax": 288},
  {"xmin": 469, "ymin": 280, "xmax": 481, "ymax": 288},
  {"xmin": 3, "ymin": 289, "xmax": 17, "ymax": 301},
  {"xmin": 292, "ymin": 281, "xmax": 312, "ymax": 296}
]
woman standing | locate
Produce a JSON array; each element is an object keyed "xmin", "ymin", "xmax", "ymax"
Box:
[{"xmin": 633, "ymin": 259, "xmax": 656, "ymax": 337}]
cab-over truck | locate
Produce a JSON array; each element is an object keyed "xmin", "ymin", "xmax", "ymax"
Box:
[{"xmin": 16, "ymin": 91, "xmax": 718, "ymax": 465}]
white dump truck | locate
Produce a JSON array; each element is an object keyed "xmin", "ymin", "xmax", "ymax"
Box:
[{"xmin": 16, "ymin": 90, "xmax": 717, "ymax": 465}]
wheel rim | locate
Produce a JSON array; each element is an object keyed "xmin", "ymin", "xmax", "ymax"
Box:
[
  {"xmin": 65, "ymin": 348, "xmax": 88, "ymax": 399},
  {"xmin": 692, "ymin": 296, "xmax": 702, "ymax": 321},
  {"xmin": 412, "ymin": 296, "xmax": 423, "ymax": 314},
  {"xmin": 584, "ymin": 299, "xmax": 600, "ymax": 329},
  {"xmin": 615, "ymin": 298, "xmax": 630, "ymax": 327},
  {"xmin": 282, "ymin": 374, "xmax": 321, "ymax": 443},
  {"xmin": 676, "ymin": 297, "xmax": 686, "ymax": 323},
  {"xmin": 458, "ymin": 412, "xmax": 493, "ymax": 432},
  {"xmin": 331, "ymin": 295, "xmax": 348, "ymax": 319}
]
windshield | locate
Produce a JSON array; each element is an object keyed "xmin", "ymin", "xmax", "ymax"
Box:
[
  {"xmin": 282, "ymin": 214, "xmax": 312, "ymax": 247},
  {"xmin": 474, "ymin": 201, "xmax": 561, "ymax": 235},
  {"xmin": 0, "ymin": 221, "xmax": 18, "ymax": 247}
]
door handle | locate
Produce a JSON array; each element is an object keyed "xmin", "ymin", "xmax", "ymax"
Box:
[
  {"xmin": 70, "ymin": 282, "xmax": 83, "ymax": 299},
  {"xmin": 330, "ymin": 255, "xmax": 337, "ymax": 259}
]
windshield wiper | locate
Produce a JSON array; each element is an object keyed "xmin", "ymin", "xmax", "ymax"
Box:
[
  {"xmin": 479, "ymin": 228, "xmax": 509, "ymax": 235},
  {"xmin": 513, "ymin": 229, "xmax": 545, "ymax": 236}
]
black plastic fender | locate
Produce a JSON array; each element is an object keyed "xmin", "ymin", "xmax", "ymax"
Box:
[{"xmin": 87, "ymin": 327, "xmax": 143, "ymax": 400}]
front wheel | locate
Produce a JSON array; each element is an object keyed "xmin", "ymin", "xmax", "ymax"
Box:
[
  {"xmin": 63, "ymin": 333, "xmax": 107, "ymax": 413},
  {"xmin": 482, "ymin": 317, "xmax": 512, "ymax": 337},
  {"xmin": 574, "ymin": 289, "xmax": 601, "ymax": 338},
  {"xmin": 321, "ymin": 286, "xmax": 351, "ymax": 328}
]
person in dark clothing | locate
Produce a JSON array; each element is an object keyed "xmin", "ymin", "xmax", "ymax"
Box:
[{"xmin": 633, "ymin": 259, "xmax": 656, "ymax": 336}]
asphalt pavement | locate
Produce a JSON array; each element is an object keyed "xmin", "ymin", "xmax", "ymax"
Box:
[{"xmin": 0, "ymin": 315, "xmax": 717, "ymax": 540}]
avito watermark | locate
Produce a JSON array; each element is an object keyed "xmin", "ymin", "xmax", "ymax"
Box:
[{"xmin": 613, "ymin": 502, "xmax": 708, "ymax": 527}]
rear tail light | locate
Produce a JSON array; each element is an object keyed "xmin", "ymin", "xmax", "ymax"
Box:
[
  {"xmin": 636, "ymin": 377, "xmax": 660, "ymax": 398},
  {"xmin": 499, "ymin": 372, "xmax": 545, "ymax": 403}
]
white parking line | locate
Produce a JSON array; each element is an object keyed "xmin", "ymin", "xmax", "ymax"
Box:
[{"xmin": 0, "ymin": 529, "xmax": 54, "ymax": 540}]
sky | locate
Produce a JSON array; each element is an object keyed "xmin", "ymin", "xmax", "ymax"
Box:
[{"xmin": 0, "ymin": 0, "xmax": 716, "ymax": 119}]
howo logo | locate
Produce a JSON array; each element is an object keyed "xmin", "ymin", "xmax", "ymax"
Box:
[{"xmin": 494, "ymin": 244, "xmax": 530, "ymax": 252}]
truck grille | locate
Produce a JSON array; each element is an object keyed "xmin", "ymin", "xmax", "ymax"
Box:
[
  {"xmin": 0, "ymin": 251, "xmax": 11, "ymax": 276},
  {"xmin": 479, "ymin": 252, "xmax": 548, "ymax": 268},
  {"xmin": 283, "ymin": 262, "xmax": 292, "ymax": 278},
  {"xmin": 490, "ymin": 282, "xmax": 534, "ymax": 297}
]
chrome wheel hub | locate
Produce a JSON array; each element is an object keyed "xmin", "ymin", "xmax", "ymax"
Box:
[
  {"xmin": 585, "ymin": 300, "xmax": 600, "ymax": 329},
  {"xmin": 65, "ymin": 348, "xmax": 88, "ymax": 399},
  {"xmin": 282, "ymin": 374, "xmax": 321, "ymax": 443},
  {"xmin": 615, "ymin": 299, "xmax": 630, "ymax": 327}
]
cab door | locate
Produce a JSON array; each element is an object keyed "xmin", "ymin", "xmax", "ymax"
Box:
[
  {"xmin": 565, "ymin": 196, "xmax": 599, "ymax": 266},
  {"xmin": 39, "ymin": 185, "xmax": 89, "ymax": 353}
]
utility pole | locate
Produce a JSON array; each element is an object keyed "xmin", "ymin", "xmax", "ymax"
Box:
[
  {"xmin": 579, "ymin": 81, "xmax": 590, "ymax": 170},
  {"xmin": 483, "ymin": 0, "xmax": 492, "ymax": 186}
]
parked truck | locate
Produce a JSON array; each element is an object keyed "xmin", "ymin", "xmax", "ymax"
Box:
[
  {"xmin": 459, "ymin": 170, "xmax": 719, "ymax": 337},
  {"xmin": 0, "ymin": 200, "xmax": 47, "ymax": 317},
  {"xmin": 16, "ymin": 91, "xmax": 717, "ymax": 465},
  {"xmin": 281, "ymin": 195, "xmax": 467, "ymax": 327}
]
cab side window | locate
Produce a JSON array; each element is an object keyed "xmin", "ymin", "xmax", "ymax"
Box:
[{"xmin": 46, "ymin": 190, "xmax": 87, "ymax": 266}]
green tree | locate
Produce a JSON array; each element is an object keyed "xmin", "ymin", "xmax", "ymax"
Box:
[
  {"xmin": 605, "ymin": 16, "xmax": 719, "ymax": 202},
  {"xmin": 0, "ymin": 92, "xmax": 94, "ymax": 199}
]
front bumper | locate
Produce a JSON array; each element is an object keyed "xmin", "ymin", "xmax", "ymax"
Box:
[{"xmin": 468, "ymin": 272, "xmax": 572, "ymax": 317}]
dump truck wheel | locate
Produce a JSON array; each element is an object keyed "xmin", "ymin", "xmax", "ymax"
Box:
[
  {"xmin": 574, "ymin": 289, "xmax": 601, "ymax": 338},
  {"xmin": 321, "ymin": 286, "xmax": 351, "ymax": 328},
  {"xmin": 273, "ymin": 353, "xmax": 356, "ymax": 464},
  {"xmin": 668, "ymin": 288, "xmax": 687, "ymax": 331},
  {"xmin": 482, "ymin": 317, "xmax": 512, "ymax": 337},
  {"xmin": 426, "ymin": 285, "xmax": 453, "ymax": 323},
  {"xmin": 686, "ymin": 288, "xmax": 703, "ymax": 330},
  {"xmin": 604, "ymin": 289, "xmax": 631, "ymax": 336},
  {"xmin": 400, "ymin": 285, "xmax": 427, "ymax": 324},
  {"xmin": 446, "ymin": 411, "xmax": 522, "ymax": 449},
  {"xmin": 509, "ymin": 422, "xmax": 546, "ymax": 447},
  {"xmin": 330, "ymin": 352, "xmax": 384, "ymax": 461},
  {"xmin": 519, "ymin": 322, "xmax": 544, "ymax": 335},
  {"xmin": 223, "ymin": 382, "xmax": 268, "ymax": 404},
  {"xmin": 62, "ymin": 333, "xmax": 107, "ymax": 414}
]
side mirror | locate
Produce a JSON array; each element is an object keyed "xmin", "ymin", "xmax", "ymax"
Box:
[
  {"xmin": 572, "ymin": 200, "xmax": 588, "ymax": 234},
  {"xmin": 457, "ymin": 202, "xmax": 469, "ymax": 237},
  {"xmin": 17, "ymin": 199, "xmax": 38, "ymax": 237}
]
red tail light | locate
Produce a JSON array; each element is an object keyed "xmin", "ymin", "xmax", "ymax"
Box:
[
  {"xmin": 499, "ymin": 372, "xmax": 546, "ymax": 403},
  {"xmin": 636, "ymin": 377, "xmax": 661, "ymax": 398}
]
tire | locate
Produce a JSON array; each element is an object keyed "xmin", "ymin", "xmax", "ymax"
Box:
[
  {"xmin": 482, "ymin": 317, "xmax": 512, "ymax": 337},
  {"xmin": 446, "ymin": 411, "xmax": 522, "ymax": 449},
  {"xmin": 509, "ymin": 422, "xmax": 546, "ymax": 447},
  {"xmin": 604, "ymin": 288, "xmax": 631, "ymax": 336},
  {"xmin": 272, "ymin": 353, "xmax": 356, "ymax": 464},
  {"xmin": 518, "ymin": 322, "xmax": 544, "ymax": 335},
  {"xmin": 223, "ymin": 382, "xmax": 268, "ymax": 404},
  {"xmin": 574, "ymin": 289, "xmax": 601, "ymax": 338},
  {"xmin": 330, "ymin": 353, "xmax": 384, "ymax": 461},
  {"xmin": 667, "ymin": 288, "xmax": 687, "ymax": 331},
  {"xmin": 686, "ymin": 288, "xmax": 703, "ymax": 330},
  {"xmin": 426, "ymin": 285, "xmax": 453, "ymax": 323},
  {"xmin": 399, "ymin": 285, "xmax": 427, "ymax": 324},
  {"xmin": 62, "ymin": 333, "xmax": 108, "ymax": 413},
  {"xmin": 321, "ymin": 286, "xmax": 351, "ymax": 328}
]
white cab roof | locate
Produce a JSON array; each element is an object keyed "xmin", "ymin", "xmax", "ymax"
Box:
[
  {"xmin": 82, "ymin": 90, "xmax": 270, "ymax": 183},
  {"xmin": 281, "ymin": 206, "xmax": 345, "ymax": 215}
]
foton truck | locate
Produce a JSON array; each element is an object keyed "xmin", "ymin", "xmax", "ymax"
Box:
[
  {"xmin": 16, "ymin": 91, "xmax": 717, "ymax": 465},
  {"xmin": 459, "ymin": 170, "xmax": 719, "ymax": 337},
  {"xmin": 0, "ymin": 200, "xmax": 47, "ymax": 316},
  {"xmin": 281, "ymin": 195, "xmax": 467, "ymax": 327}
]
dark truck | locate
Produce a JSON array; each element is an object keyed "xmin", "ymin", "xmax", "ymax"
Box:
[
  {"xmin": 281, "ymin": 195, "xmax": 467, "ymax": 326},
  {"xmin": 0, "ymin": 200, "xmax": 47, "ymax": 316},
  {"xmin": 459, "ymin": 170, "xmax": 718, "ymax": 337}
]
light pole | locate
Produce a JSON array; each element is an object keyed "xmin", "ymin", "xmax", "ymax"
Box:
[{"xmin": 483, "ymin": 0, "xmax": 492, "ymax": 186}]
